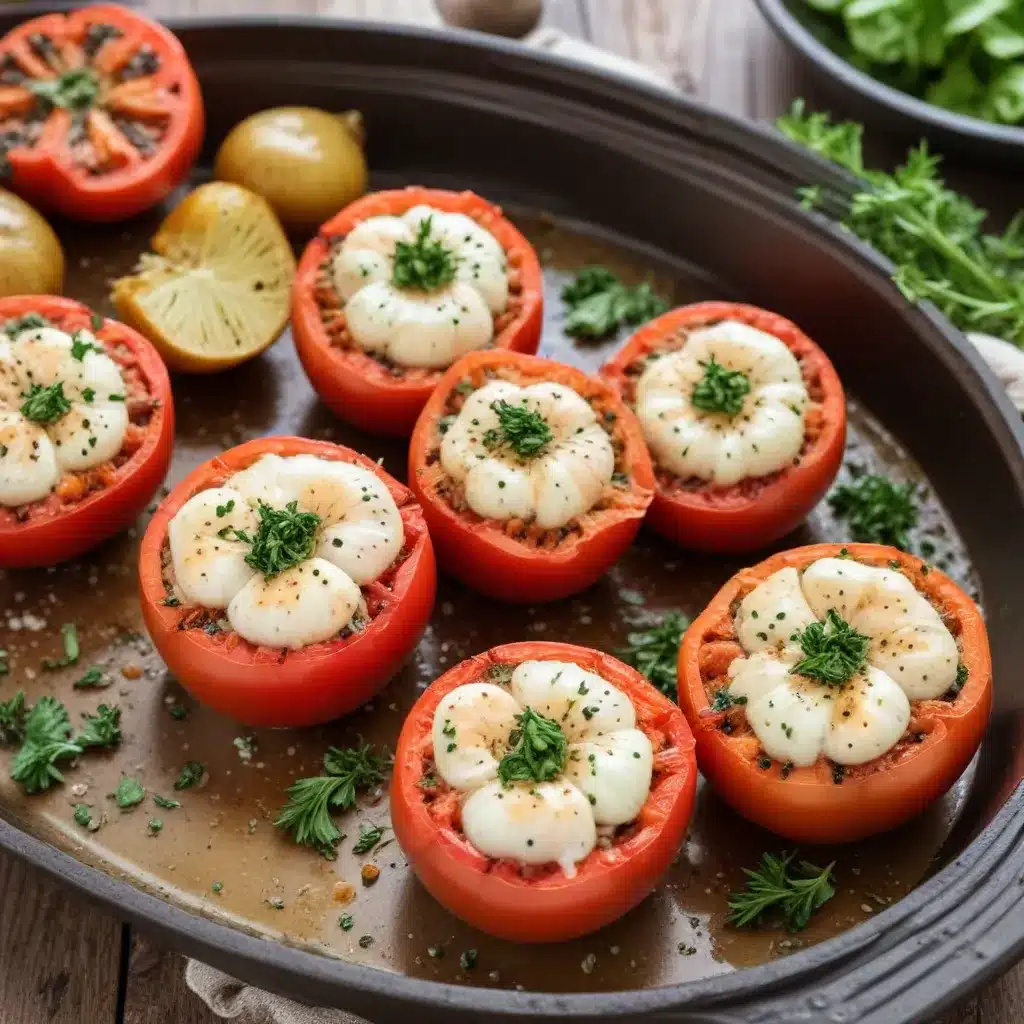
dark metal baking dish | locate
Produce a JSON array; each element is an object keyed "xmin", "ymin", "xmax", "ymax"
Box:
[
  {"xmin": 1, "ymin": 13, "xmax": 1023, "ymax": 1024},
  {"xmin": 755, "ymin": 0, "xmax": 1024, "ymax": 165}
]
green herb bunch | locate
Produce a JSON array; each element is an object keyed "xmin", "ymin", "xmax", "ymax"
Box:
[
  {"xmin": 797, "ymin": 0, "xmax": 1024, "ymax": 126},
  {"xmin": 497, "ymin": 707, "xmax": 568, "ymax": 785},
  {"xmin": 276, "ymin": 744, "xmax": 389, "ymax": 856},
  {"xmin": 482, "ymin": 400, "xmax": 553, "ymax": 460},
  {"xmin": 793, "ymin": 609, "xmax": 870, "ymax": 686},
  {"xmin": 777, "ymin": 102, "xmax": 1024, "ymax": 344},
  {"xmin": 561, "ymin": 266, "xmax": 669, "ymax": 340},
  {"xmin": 616, "ymin": 611, "xmax": 690, "ymax": 700},
  {"xmin": 691, "ymin": 357, "xmax": 751, "ymax": 417},
  {"xmin": 392, "ymin": 216, "xmax": 458, "ymax": 291}
]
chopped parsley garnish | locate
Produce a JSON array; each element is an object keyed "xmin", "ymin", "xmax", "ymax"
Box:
[
  {"xmin": 561, "ymin": 266, "xmax": 668, "ymax": 339},
  {"xmin": 73, "ymin": 666, "xmax": 109, "ymax": 689},
  {"xmin": 161, "ymin": 596, "xmax": 180, "ymax": 608},
  {"xmin": 691, "ymin": 356, "xmax": 751, "ymax": 417},
  {"xmin": 153, "ymin": 794, "xmax": 180, "ymax": 809},
  {"xmin": 948, "ymin": 662, "xmax": 969, "ymax": 699},
  {"xmin": 793, "ymin": 609, "xmax": 869, "ymax": 686},
  {"xmin": 74, "ymin": 803, "xmax": 92, "ymax": 827},
  {"xmin": 173, "ymin": 760, "xmax": 206, "ymax": 790},
  {"xmin": 497, "ymin": 707, "xmax": 567, "ymax": 785},
  {"xmin": 727, "ymin": 852, "xmax": 835, "ymax": 931},
  {"xmin": 616, "ymin": 611, "xmax": 689, "ymax": 699},
  {"xmin": 352, "ymin": 823, "xmax": 385, "ymax": 854},
  {"xmin": 242, "ymin": 500, "xmax": 320, "ymax": 577},
  {"xmin": 275, "ymin": 744, "xmax": 389, "ymax": 857},
  {"xmin": 28, "ymin": 68, "xmax": 100, "ymax": 111},
  {"xmin": 212, "ymin": 881, "xmax": 224, "ymax": 894},
  {"xmin": 77, "ymin": 704, "xmax": 121, "ymax": 749},
  {"xmin": 42, "ymin": 622, "xmax": 79, "ymax": 669},
  {"xmin": 482, "ymin": 400, "xmax": 553, "ymax": 460},
  {"xmin": 90, "ymin": 312, "xmax": 104, "ymax": 332},
  {"xmin": 339, "ymin": 913, "xmax": 354, "ymax": 931},
  {"xmin": 70, "ymin": 331, "xmax": 100, "ymax": 361},
  {"xmin": 168, "ymin": 703, "xmax": 187, "ymax": 720},
  {"xmin": 711, "ymin": 689, "xmax": 748, "ymax": 712},
  {"xmin": 391, "ymin": 216, "xmax": 457, "ymax": 291},
  {"xmin": 4, "ymin": 313, "xmax": 49, "ymax": 338},
  {"xmin": 148, "ymin": 818, "xmax": 163, "ymax": 834},
  {"xmin": 20, "ymin": 382, "xmax": 71, "ymax": 425},
  {"xmin": 10, "ymin": 696, "xmax": 82, "ymax": 794},
  {"xmin": 828, "ymin": 473, "xmax": 919, "ymax": 550},
  {"xmin": 81, "ymin": 387, "xmax": 95, "ymax": 403},
  {"xmin": 115, "ymin": 775, "xmax": 145, "ymax": 809}
]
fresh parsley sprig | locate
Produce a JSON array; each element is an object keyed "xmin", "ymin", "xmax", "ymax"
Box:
[
  {"xmin": 616, "ymin": 611, "xmax": 690, "ymax": 700},
  {"xmin": 793, "ymin": 609, "xmax": 870, "ymax": 686},
  {"xmin": 77, "ymin": 704, "xmax": 122, "ymax": 749},
  {"xmin": 240, "ymin": 501, "xmax": 320, "ymax": 578},
  {"xmin": 691, "ymin": 357, "xmax": 751, "ymax": 417},
  {"xmin": 561, "ymin": 266, "xmax": 668, "ymax": 340},
  {"xmin": 0, "ymin": 691, "xmax": 27, "ymax": 744},
  {"xmin": 727, "ymin": 851, "xmax": 836, "ymax": 931},
  {"xmin": 777, "ymin": 102, "xmax": 1024, "ymax": 345},
  {"xmin": 392, "ymin": 216, "xmax": 458, "ymax": 291},
  {"xmin": 10, "ymin": 696, "xmax": 83, "ymax": 795},
  {"xmin": 20, "ymin": 382, "xmax": 72, "ymax": 426},
  {"xmin": 482, "ymin": 400, "xmax": 553, "ymax": 460},
  {"xmin": 276, "ymin": 744, "xmax": 389, "ymax": 857},
  {"xmin": 497, "ymin": 707, "xmax": 567, "ymax": 785}
]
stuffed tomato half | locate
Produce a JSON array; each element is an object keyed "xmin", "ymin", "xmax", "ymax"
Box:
[
  {"xmin": 391, "ymin": 641, "xmax": 697, "ymax": 942},
  {"xmin": 600, "ymin": 302, "xmax": 846, "ymax": 552},
  {"xmin": 678, "ymin": 543, "xmax": 992, "ymax": 844},
  {"xmin": 0, "ymin": 296, "xmax": 173, "ymax": 567},
  {"xmin": 0, "ymin": 4, "xmax": 203, "ymax": 221},
  {"xmin": 139, "ymin": 437, "xmax": 436, "ymax": 727},
  {"xmin": 408, "ymin": 349, "xmax": 655, "ymax": 603},
  {"xmin": 292, "ymin": 187, "xmax": 543, "ymax": 437}
]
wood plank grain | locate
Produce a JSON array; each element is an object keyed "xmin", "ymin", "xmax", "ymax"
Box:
[
  {"xmin": 122, "ymin": 935, "xmax": 221, "ymax": 1024},
  {"xmin": 0, "ymin": 850, "xmax": 122, "ymax": 1024}
]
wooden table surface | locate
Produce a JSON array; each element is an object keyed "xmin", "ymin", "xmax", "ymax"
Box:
[{"xmin": 0, "ymin": 1, "xmax": 1019, "ymax": 1021}]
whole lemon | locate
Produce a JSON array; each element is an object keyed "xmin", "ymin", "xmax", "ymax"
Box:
[
  {"xmin": 214, "ymin": 107, "xmax": 368, "ymax": 235},
  {"xmin": 0, "ymin": 189, "xmax": 64, "ymax": 298}
]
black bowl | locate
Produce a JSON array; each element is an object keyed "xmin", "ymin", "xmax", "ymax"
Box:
[{"xmin": 755, "ymin": 0, "xmax": 1024, "ymax": 165}]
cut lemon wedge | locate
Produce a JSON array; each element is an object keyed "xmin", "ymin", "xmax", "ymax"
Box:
[{"xmin": 112, "ymin": 182, "xmax": 296, "ymax": 373}]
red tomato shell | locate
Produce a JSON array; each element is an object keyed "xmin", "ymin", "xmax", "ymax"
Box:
[
  {"xmin": 0, "ymin": 296, "xmax": 173, "ymax": 568},
  {"xmin": 292, "ymin": 187, "xmax": 543, "ymax": 437},
  {"xmin": 138, "ymin": 437, "xmax": 436, "ymax": 727},
  {"xmin": 678, "ymin": 543, "xmax": 992, "ymax": 844},
  {"xmin": 600, "ymin": 302, "xmax": 846, "ymax": 553},
  {"xmin": 408, "ymin": 349, "xmax": 655, "ymax": 603},
  {"xmin": 0, "ymin": 5, "xmax": 204, "ymax": 221},
  {"xmin": 391, "ymin": 641, "xmax": 697, "ymax": 942}
]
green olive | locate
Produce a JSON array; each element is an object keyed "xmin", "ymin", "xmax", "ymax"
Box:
[
  {"xmin": 0, "ymin": 189, "xmax": 64, "ymax": 298},
  {"xmin": 213, "ymin": 107, "xmax": 368, "ymax": 234}
]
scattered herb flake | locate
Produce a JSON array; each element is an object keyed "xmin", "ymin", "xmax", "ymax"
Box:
[
  {"xmin": 173, "ymin": 760, "xmax": 206, "ymax": 790},
  {"xmin": 115, "ymin": 776, "xmax": 145, "ymax": 809}
]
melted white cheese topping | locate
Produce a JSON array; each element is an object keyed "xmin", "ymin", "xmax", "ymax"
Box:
[
  {"xmin": 634, "ymin": 320, "xmax": 809, "ymax": 487},
  {"xmin": 332, "ymin": 205, "xmax": 508, "ymax": 369},
  {"xmin": 439, "ymin": 380, "xmax": 615, "ymax": 530},
  {"xmin": 431, "ymin": 660, "xmax": 653, "ymax": 875},
  {"xmin": 0, "ymin": 325, "xmax": 129, "ymax": 507},
  {"xmin": 168, "ymin": 453, "xmax": 404, "ymax": 649},
  {"xmin": 725, "ymin": 558, "xmax": 959, "ymax": 767}
]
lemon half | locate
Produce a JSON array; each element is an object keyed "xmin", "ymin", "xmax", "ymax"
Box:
[{"xmin": 112, "ymin": 182, "xmax": 296, "ymax": 373}]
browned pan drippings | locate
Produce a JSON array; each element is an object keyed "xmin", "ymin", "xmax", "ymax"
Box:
[{"xmin": 0, "ymin": 193, "xmax": 977, "ymax": 993}]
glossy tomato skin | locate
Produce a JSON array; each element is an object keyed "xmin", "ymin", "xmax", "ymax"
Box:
[
  {"xmin": 678, "ymin": 543, "xmax": 992, "ymax": 844},
  {"xmin": 0, "ymin": 296, "xmax": 173, "ymax": 568},
  {"xmin": 600, "ymin": 302, "xmax": 846, "ymax": 553},
  {"xmin": 292, "ymin": 188, "xmax": 543, "ymax": 437},
  {"xmin": 1, "ymin": 6, "xmax": 203, "ymax": 222},
  {"xmin": 391, "ymin": 641, "xmax": 697, "ymax": 942},
  {"xmin": 138, "ymin": 437, "xmax": 436, "ymax": 728},
  {"xmin": 408, "ymin": 349, "xmax": 655, "ymax": 603}
]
